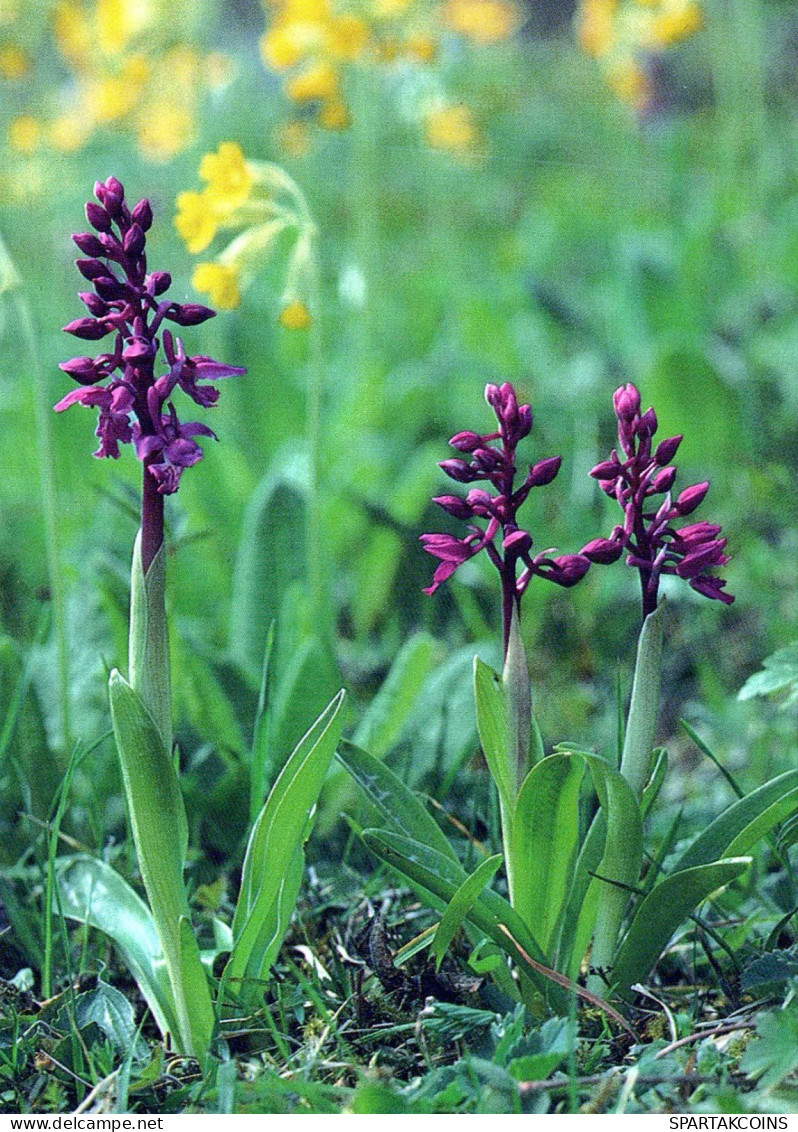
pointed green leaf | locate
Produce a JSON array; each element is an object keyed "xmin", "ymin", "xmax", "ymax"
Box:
[
  {"xmin": 675, "ymin": 771, "xmax": 798, "ymax": 871},
  {"xmin": 511, "ymin": 754, "xmax": 586, "ymax": 956},
  {"xmin": 335, "ymin": 738, "xmax": 457, "ymax": 862},
  {"xmin": 353, "ymin": 633, "xmax": 440, "ymax": 758},
  {"xmin": 229, "ymin": 690, "xmax": 346, "ymax": 982},
  {"xmin": 473, "ymin": 656, "xmax": 513, "ymax": 811},
  {"xmin": 432, "ymin": 854, "xmax": 503, "ymax": 970},
  {"xmin": 612, "ymin": 858, "xmax": 751, "ymax": 996},
  {"xmin": 502, "ymin": 606, "xmax": 532, "ymax": 782},
  {"xmin": 109, "ymin": 670, "xmax": 214, "ymax": 1057}
]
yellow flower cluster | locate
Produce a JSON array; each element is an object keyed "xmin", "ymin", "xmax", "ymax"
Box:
[
  {"xmin": 260, "ymin": 0, "xmax": 519, "ymax": 135},
  {"xmin": 176, "ymin": 142, "xmax": 317, "ymax": 326},
  {"xmin": 578, "ymin": 0, "xmax": 703, "ymax": 108},
  {"xmin": 2, "ymin": 0, "xmax": 233, "ymax": 164}
]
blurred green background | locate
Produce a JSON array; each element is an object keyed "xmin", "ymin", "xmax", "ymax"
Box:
[{"xmin": 1, "ymin": 0, "xmax": 797, "ymax": 872}]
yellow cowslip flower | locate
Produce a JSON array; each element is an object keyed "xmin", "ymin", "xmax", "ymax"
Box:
[
  {"xmin": 192, "ymin": 263, "xmax": 241, "ymax": 310},
  {"xmin": 137, "ymin": 104, "xmax": 195, "ymax": 161},
  {"xmin": 285, "ymin": 60, "xmax": 340, "ymax": 102},
  {"xmin": 579, "ymin": 0, "xmax": 618, "ymax": 56},
  {"xmin": 404, "ymin": 33, "xmax": 437, "ymax": 63},
  {"xmin": 443, "ymin": 0, "xmax": 519, "ymax": 44},
  {"xmin": 608, "ymin": 58, "xmax": 650, "ymax": 106},
  {"xmin": 175, "ymin": 190, "xmax": 218, "ymax": 254},
  {"xmin": 371, "ymin": 0, "xmax": 413, "ymax": 16},
  {"xmin": 280, "ymin": 298, "xmax": 312, "ymax": 329},
  {"xmin": 97, "ymin": 0, "xmax": 150, "ymax": 55},
  {"xmin": 9, "ymin": 114, "xmax": 41, "ymax": 154},
  {"xmin": 90, "ymin": 73, "xmax": 142, "ymax": 122},
  {"xmin": 53, "ymin": 1, "xmax": 93, "ymax": 68},
  {"xmin": 261, "ymin": 25, "xmax": 306, "ymax": 70},
  {"xmin": 200, "ymin": 142, "xmax": 253, "ymax": 211},
  {"xmin": 648, "ymin": 0, "xmax": 702, "ymax": 46},
  {"xmin": 425, "ymin": 103, "xmax": 478, "ymax": 153},
  {"xmin": 327, "ymin": 13, "xmax": 370, "ymax": 61},
  {"xmin": 0, "ymin": 42, "xmax": 31, "ymax": 79},
  {"xmin": 318, "ymin": 97, "xmax": 349, "ymax": 129}
]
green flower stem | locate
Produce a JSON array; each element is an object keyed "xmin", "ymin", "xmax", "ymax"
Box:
[
  {"xmin": 0, "ymin": 234, "xmax": 71, "ymax": 755},
  {"xmin": 620, "ymin": 601, "xmax": 665, "ymax": 800}
]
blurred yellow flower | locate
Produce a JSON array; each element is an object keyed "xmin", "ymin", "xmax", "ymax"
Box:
[
  {"xmin": 175, "ymin": 191, "xmax": 218, "ymax": 254},
  {"xmin": 0, "ymin": 42, "xmax": 31, "ymax": 79},
  {"xmin": 49, "ymin": 112, "xmax": 92, "ymax": 151},
  {"xmin": 425, "ymin": 103, "xmax": 478, "ymax": 153},
  {"xmin": 318, "ymin": 97, "xmax": 350, "ymax": 129},
  {"xmin": 286, "ymin": 60, "xmax": 340, "ymax": 102},
  {"xmin": 443, "ymin": 0, "xmax": 519, "ymax": 44},
  {"xmin": 577, "ymin": 0, "xmax": 703, "ymax": 108},
  {"xmin": 200, "ymin": 142, "xmax": 253, "ymax": 210},
  {"xmin": 280, "ymin": 298, "xmax": 313, "ymax": 329},
  {"xmin": 9, "ymin": 115, "xmax": 41, "ymax": 155},
  {"xmin": 192, "ymin": 263, "xmax": 242, "ymax": 310}
]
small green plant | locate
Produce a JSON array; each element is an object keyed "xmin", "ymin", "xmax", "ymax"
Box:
[
  {"xmin": 52, "ymin": 177, "xmax": 345, "ymax": 1059},
  {"xmin": 339, "ymin": 380, "xmax": 798, "ymax": 1010}
]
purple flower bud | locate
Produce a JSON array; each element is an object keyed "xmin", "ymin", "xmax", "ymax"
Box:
[
  {"xmin": 466, "ymin": 488, "xmax": 496, "ymax": 512},
  {"xmin": 674, "ymin": 521, "xmax": 722, "ymax": 546},
  {"xmin": 675, "ymin": 540, "xmax": 728, "ymax": 579},
  {"xmin": 132, "ymin": 199, "xmax": 153, "ymax": 231},
  {"xmin": 516, "ymin": 404, "xmax": 532, "ymax": 439},
  {"xmin": 527, "ymin": 456, "xmax": 562, "ymax": 487},
  {"xmin": 123, "ymin": 223, "xmax": 146, "ymax": 258},
  {"xmin": 581, "ymin": 537, "xmax": 625, "ymax": 564},
  {"xmin": 636, "ymin": 407, "xmax": 658, "ymax": 437},
  {"xmin": 73, "ymin": 232, "xmax": 106, "ymax": 257},
  {"xmin": 449, "ymin": 431, "xmax": 482, "ymax": 452},
  {"xmin": 676, "ymin": 481, "xmax": 710, "ymax": 515},
  {"xmin": 63, "ymin": 317, "xmax": 110, "ymax": 341},
  {"xmin": 76, "ymin": 258, "xmax": 105, "ymax": 281},
  {"xmin": 123, "ymin": 338, "xmax": 158, "ymax": 362},
  {"xmin": 472, "ymin": 447, "xmax": 504, "ymax": 472},
  {"xmin": 690, "ymin": 575, "xmax": 734, "ymax": 604},
  {"xmin": 79, "ymin": 291, "xmax": 108, "ymax": 316},
  {"xmin": 652, "ymin": 466, "xmax": 677, "ymax": 493},
  {"xmin": 654, "ymin": 435, "xmax": 682, "ymax": 465},
  {"xmin": 613, "ymin": 383, "xmax": 641, "ymax": 419},
  {"xmin": 59, "ymin": 356, "xmax": 101, "ymax": 384},
  {"xmin": 93, "ymin": 275, "xmax": 126, "ymax": 301},
  {"xmin": 550, "ymin": 554, "xmax": 591, "ymax": 587},
  {"xmin": 96, "ymin": 176, "xmax": 124, "ymax": 216},
  {"xmin": 590, "ymin": 459, "xmax": 620, "ymax": 481},
  {"xmin": 149, "ymin": 271, "xmax": 172, "ymax": 295},
  {"xmin": 504, "ymin": 529, "xmax": 532, "ymax": 556},
  {"xmin": 85, "ymin": 201, "xmax": 112, "ymax": 232},
  {"xmin": 166, "ymin": 303, "xmax": 216, "ymax": 326},
  {"xmin": 439, "ymin": 458, "xmax": 478, "ymax": 483},
  {"xmin": 433, "ymin": 495, "xmax": 473, "ymax": 519}
]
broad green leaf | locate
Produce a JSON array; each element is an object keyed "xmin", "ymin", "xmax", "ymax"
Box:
[
  {"xmin": 511, "ymin": 754, "xmax": 586, "ymax": 956},
  {"xmin": 432, "ymin": 854, "xmax": 503, "ymax": 970},
  {"xmin": 270, "ymin": 635, "xmax": 341, "ymax": 793},
  {"xmin": 473, "ymin": 656, "xmax": 513, "ymax": 812},
  {"xmin": 128, "ymin": 534, "xmax": 171, "ymax": 753},
  {"xmin": 109, "ymin": 670, "xmax": 214, "ymax": 1058},
  {"xmin": 56, "ymin": 855, "xmax": 177, "ymax": 1042},
  {"xmin": 229, "ymin": 690, "xmax": 345, "ymax": 982},
  {"xmin": 675, "ymin": 771, "xmax": 798, "ymax": 871},
  {"xmin": 553, "ymin": 752, "xmax": 643, "ymax": 982},
  {"xmin": 250, "ymin": 622, "xmax": 276, "ymax": 819},
  {"xmin": 353, "ymin": 633, "xmax": 440, "ymax": 759},
  {"xmin": 620, "ymin": 602, "xmax": 664, "ymax": 799},
  {"xmin": 229, "ymin": 470, "xmax": 307, "ymax": 678},
  {"xmin": 65, "ymin": 980, "xmax": 148, "ymax": 1060},
  {"xmin": 612, "ymin": 858, "xmax": 751, "ymax": 996},
  {"xmin": 335, "ymin": 739, "xmax": 457, "ymax": 862}
]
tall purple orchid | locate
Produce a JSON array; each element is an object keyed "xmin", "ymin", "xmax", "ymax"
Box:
[
  {"xmin": 421, "ymin": 382, "xmax": 621, "ymax": 655},
  {"xmin": 56, "ymin": 176, "xmax": 246, "ymax": 570},
  {"xmin": 591, "ymin": 383, "xmax": 734, "ymax": 620}
]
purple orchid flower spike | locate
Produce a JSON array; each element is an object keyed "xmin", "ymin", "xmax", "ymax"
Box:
[
  {"xmin": 591, "ymin": 382, "xmax": 734, "ymax": 621},
  {"xmin": 421, "ymin": 381, "xmax": 609, "ymax": 655},
  {"xmin": 56, "ymin": 176, "xmax": 246, "ymax": 570}
]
